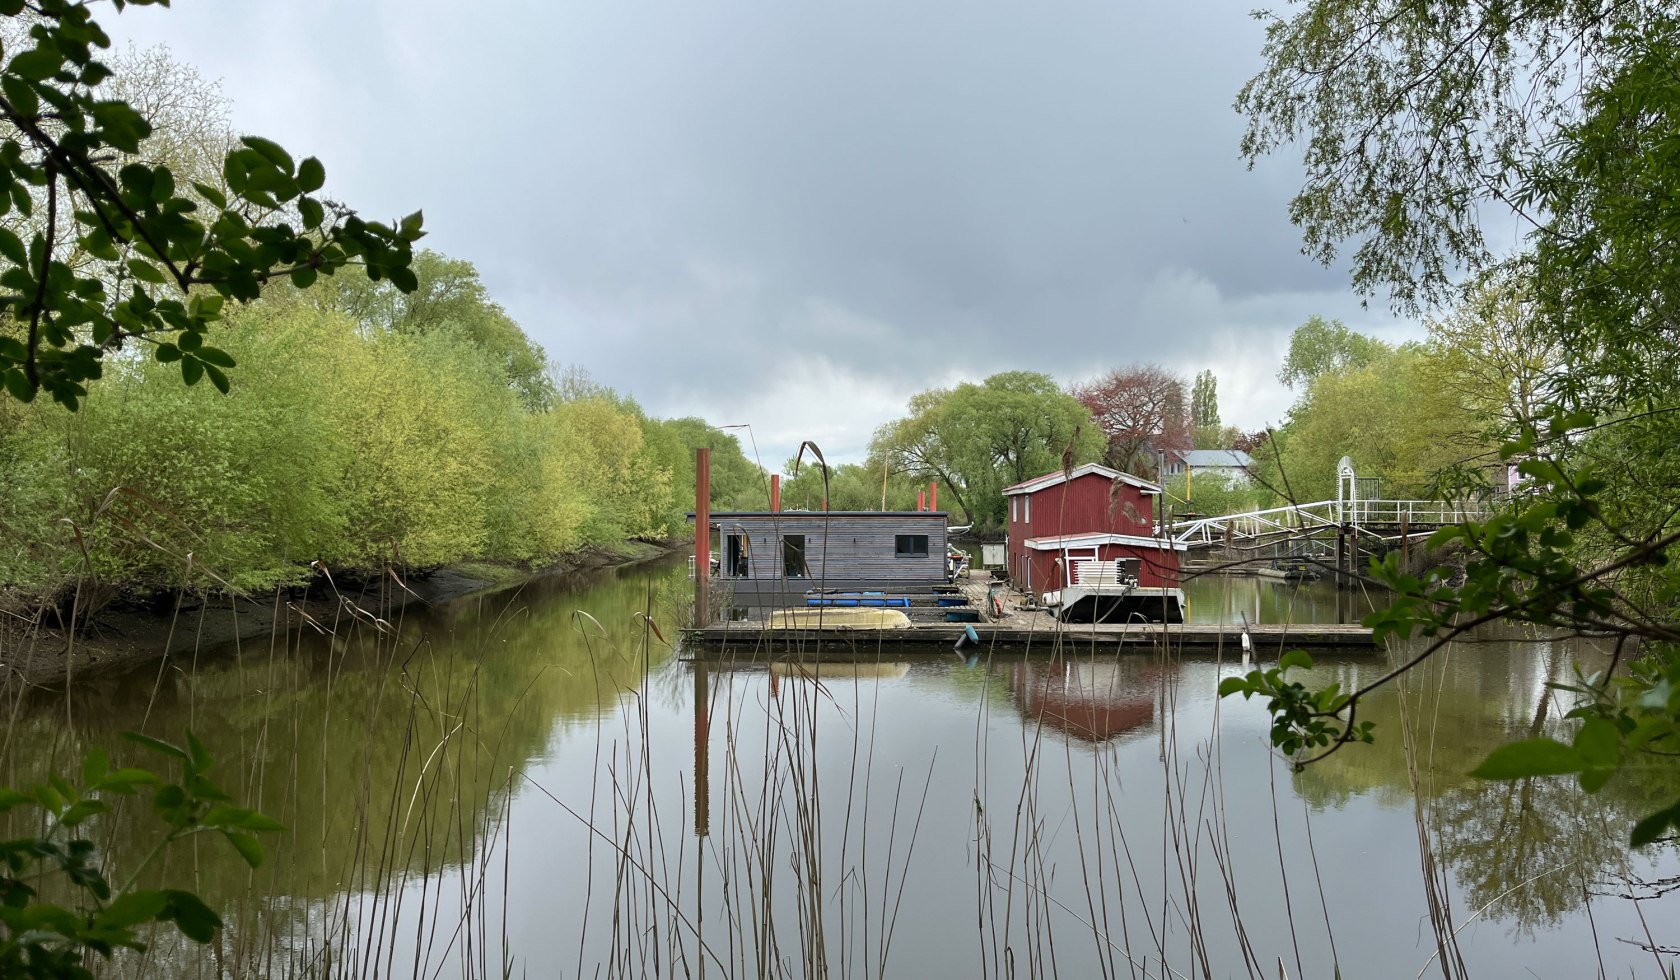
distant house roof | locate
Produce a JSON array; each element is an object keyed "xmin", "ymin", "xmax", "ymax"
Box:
[
  {"xmin": 1002, "ymin": 463, "xmax": 1161, "ymax": 497},
  {"xmin": 1171, "ymin": 449, "xmax": 1255, "ymax": 469}
]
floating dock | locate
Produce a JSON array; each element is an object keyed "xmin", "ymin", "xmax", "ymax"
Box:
[{"xmin": 681, "ymin": 620, "xmax": 1375, "ymax": 655}]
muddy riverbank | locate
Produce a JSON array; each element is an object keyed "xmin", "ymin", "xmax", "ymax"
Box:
[{"xmin": 0, "ymin": 539, "xmax": 682, "ymax": 689}]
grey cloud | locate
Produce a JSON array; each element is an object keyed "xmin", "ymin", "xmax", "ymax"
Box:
[{"xmin": 105, "ymin": 0, "xmax": 1407, "ymax": 467}]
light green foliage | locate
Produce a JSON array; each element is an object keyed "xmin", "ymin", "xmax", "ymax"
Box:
[
  {"xmin": 0, "ymin": 732, "xmax": 279, "ymax": 979},
  {"xmin": 645, "ymin": 416, "xmax": 768, "ymax": 517},
  {"xmin": 1425, "ymin": 270, "xmax": 1564, "ymax": 437},
  {"xmin": 778, "ymin": 459, "xmax": 925, "ymax": 513},
  {"xmin": 309, "ymin": 250, "xmax": 553, "ymax": 410},
  {"xmin": 871, "ymin": 371, "xmax": 1102, "ymax": 528},
  {"xmin": 1160, "ymin": 473, "xmax": 1266, "ymax": 522},
  {"xmin": 1275, "ymin": 316, "xmax": 1385, "ymax": 390},
  {"xmin": 0, "ymin": 1, "xmax": 421, "ymax": 410},
  {"xmin": 1241, "ymin": 1, "xmax": 1680, "ymax": 844},
  {"xmin": 0, "ymin": 294, "xmax": 708, "ymax": 600},
  {"xmin": 1258, "ymin": 327, "xmax": 1483, "ymax": 503}
]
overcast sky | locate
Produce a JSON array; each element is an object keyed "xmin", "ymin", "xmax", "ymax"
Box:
[{"xmin": 104, "ymin": 0, "xmax": 1419, "ymax": 469}]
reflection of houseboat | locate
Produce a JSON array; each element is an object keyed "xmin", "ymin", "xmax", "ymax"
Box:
[
  {"xmin": 1002, "ymin": 464, "xmax": 1187, "ymax": 622},
  {"xmin": 1010, "ymin": 660, "xmax": 1157, "ymax": 742}
]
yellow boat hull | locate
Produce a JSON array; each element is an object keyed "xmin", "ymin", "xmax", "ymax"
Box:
[{"xmin": 765, "ymin": 608, "xmax": 913, "ymax": 630}]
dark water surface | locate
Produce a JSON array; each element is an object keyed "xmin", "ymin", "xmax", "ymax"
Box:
[{"xmin": 5, "ymin": 560, "xmax": 1677, "ymax": 978}]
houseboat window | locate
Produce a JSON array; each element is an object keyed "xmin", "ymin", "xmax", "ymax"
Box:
[
  {"xmin": 1024, "ymin": 496, "xmax": 1031, "ymax": 522},
  {"xmin": 1011, "ymin": 497, "xmax": 1017, "ymax": 522},
  {"xmin": 782, "ymin": 535, "xmax": 807, "ymax": 578},
  {"xmin": 894, "ymin": 534, "xmax": 929, "ymax": 557},
  {"xmin": 725, "ymin": 533, "xmax": 749, "ymax": 577}
]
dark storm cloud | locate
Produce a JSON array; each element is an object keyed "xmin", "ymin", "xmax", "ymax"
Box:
[{"xmin": 106, "ymin": 0, "xmax": 1405, "ymax": 464}]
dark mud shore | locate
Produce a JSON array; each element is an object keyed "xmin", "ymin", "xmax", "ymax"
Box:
[{"xmin": 1, "ymin": 540, "xmax": 680, "ymax": 690}]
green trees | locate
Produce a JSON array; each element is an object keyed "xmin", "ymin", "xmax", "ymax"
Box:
[
  {"xmin": 0, "ymin": 292, "xmax": 769, "ymax": 601},
  {"xmin": 1257, "ymin": 321, "xmax": 1485, "ymax": 503},
  {"xmin": 1239, "ymin": 0, "xmax": 1680, "ymax": 842},
  {"xmin": 1190, "ymin": 370, "xmax": 1221, "ymax": 449},
  {"xmin": 870, "ymin": 371, "xmax": 1101, "ymax": 528},
  {"xmin": 0, "ymin": 1, "xmax": 421, "ymax": 409}
]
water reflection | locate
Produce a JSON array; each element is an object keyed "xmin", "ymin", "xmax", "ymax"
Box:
[
  {"xmin": 1, "ymin": 560, "xmax": 1676, "ymax": 978},
  {"xmin": 1181, "ymin": 572, "xmax": 1384, "ymax": 625},
  {"xmin": 1005, "ymin": 658, "xmax": 1160, "ymax": 742}
]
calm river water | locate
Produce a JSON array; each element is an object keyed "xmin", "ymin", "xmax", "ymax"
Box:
[{"xmin": 5, "ymin": 559, "xmax": 1677, "ymax": 978}]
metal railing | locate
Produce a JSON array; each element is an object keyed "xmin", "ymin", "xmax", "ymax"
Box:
[{"xmin": 1166, "ymin": 498, "xmax": 1494, "ymax": 546}]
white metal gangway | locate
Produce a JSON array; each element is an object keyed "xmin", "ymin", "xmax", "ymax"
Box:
[
  {"xmin": 1162, "ymin": 456, "xmax": 1493, "ymax": 547},
  {"xmin": 1164, "ymin": 498, "xmax": 1492, "ymax": 547}
]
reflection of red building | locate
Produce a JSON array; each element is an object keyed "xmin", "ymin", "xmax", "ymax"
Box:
[
  {"xmin": 1002, "ymin": 464, "xmax": 1184, "ymax": 595},
  {"xmin": 1009, "ymin": 660, "xmax": 1159, "ymax": 742}
]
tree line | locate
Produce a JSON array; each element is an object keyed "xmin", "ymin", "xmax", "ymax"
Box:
[{"xmin": 0, "ymin": 250, "xmax": 766, "ymax": 606}]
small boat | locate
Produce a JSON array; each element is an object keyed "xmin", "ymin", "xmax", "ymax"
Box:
[
  {"xmin": 766, "ymin": 608, "xmax": 913, "ymax": 630},
  {"xmin": 1268, "ymin": 558, "xmax": 1321, "ymax": 582}
]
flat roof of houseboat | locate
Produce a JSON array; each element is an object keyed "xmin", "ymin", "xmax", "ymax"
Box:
[{"xmin": 686, "ymin": 511, "xmax": 951, "ymax": 519}]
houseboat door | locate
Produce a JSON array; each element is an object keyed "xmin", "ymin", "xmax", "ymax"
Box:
[{"xmin": 725, "ymin": 533, "xmax": 749, "ymax": 577}]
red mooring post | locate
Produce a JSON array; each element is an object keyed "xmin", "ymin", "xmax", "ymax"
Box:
[
  {"xmin": 917, "ymin": 490, "xmax": 926, "ymax": 512},
  {"xmin": 930, "ymin": 482, "xmax": 938, "ymax": 511},
  {"xmin": 695, "ymin": 447, "xmax": 711, "ymax": 628},
  {"xmin": 770, "ymin": 473, "xmax": 781, "ymax": 512}
]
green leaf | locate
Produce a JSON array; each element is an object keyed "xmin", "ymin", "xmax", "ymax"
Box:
[
  {"xmin": 1217, "ymin": 676, "xmax": 1249, "ymax": 697},
  {"xmin": 196, "ymin": 346, "xmax": 235, "ymax": 368},
  {"xmin": 181, "ymin": 356, "xmax": 203, "ymax": 386},
  {"xmin": 298, "ymin": 197, "xmax": 324, "ymax": 229},
  {"xmin": 186, "ymin": 730, "xmax": 212, "ymax": 773},
  {"xmin": 1573, "ymin": 716, "xmax": 1620, "ymax": 768},
  {"xmin": 0, "ymin": 787, "xmax": 33, "ymax": 811},
  {"xmin": 96, "ymin": 767, "xmax": 162, "ymax": 793},
  {"xmin": 192, "ymin": 181, "xmax": 229, "ymax": 209},
  {"xmin": 9, "ymin": 49, "xmax": 63, "ymax": 82},
  {"xmin": 123, "ymin": 731, "xmax": 189, "ymax": 762},
  {"xmin": 0, "ymin": 226, "xmax": 26, "ymax": 266},
  {"xmin": 290, "ymin": 266, "xmax": 317, "ymax": 288},
  {"xmin": 1, "ymin": 73, "xmax": 38, "ymax": 117},
  {"xmin": 1470, "ymin": 737, "xmax": 1583, "ymax": 780},
  {"xmin": 3, "ymin": 368, "xmax": 34, "ymax": 402},
  {"xmin": 98, "ymin": 890, "xmax": 168, "ymax": 929},
  {"xmin": 59, "ymin": 799, "xmax": 108, "ymax": 827},
  {"xmin": 1630, "ymin": 800, "xmax": 1680, "ymax": 847},
  {"xmin": 240, "ymin": 135, "xmax": 293, "ymax": 175},
  {"xmin": 127, "ymin": 259, "xmax": 167, "ymax": 284},
  {"xmin": 296, "ymin": 157, "xmax": 325, "ymax": 193},
  {"xmin": 155, "ymin": 343, "xmax": 182, "ymax": 363},
  {"xmin": 1278, "ymin": 649, "xmax": 1313, "ymax": 672},
  {"xmin": 82, "ymin": 748, "xmax": 111, "ymax": 786},
  {"xmin": 160, "ymin": 889, "xmax": 221, "ymax": 943},
  {"xmin": 220, "ymin": 830, "xmax": 263, "ymax": 869},
  {"xmin": 203, "ymin": 363, "xmax": 229, "ymax": 394}
]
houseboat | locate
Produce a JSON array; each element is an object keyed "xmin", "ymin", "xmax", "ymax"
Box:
[
  {"xmin": 1002, "ymin": 463, "xmax": 1187, "ymax": 623},
  {"xmin": 690, "ymin": 509, "xmax": 954, "ymax": 621}
]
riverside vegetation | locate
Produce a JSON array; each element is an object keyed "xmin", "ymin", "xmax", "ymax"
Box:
[{"xmin": 3, "ymin": 0, "xmax": 1680, "ymax": 976}]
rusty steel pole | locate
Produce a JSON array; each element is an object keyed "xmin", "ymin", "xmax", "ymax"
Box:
[{"xmin": 695, "ymin": 447, "xmax": 711, "ymax": 628}]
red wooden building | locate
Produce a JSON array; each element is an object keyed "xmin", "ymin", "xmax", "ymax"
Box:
[{"xmin": 1002, "ymin": 463, "xmax": 1185, "ymax": 595}]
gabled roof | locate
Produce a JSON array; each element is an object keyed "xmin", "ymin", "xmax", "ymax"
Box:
[
  {"xmin": 1169, "ymin": 449, "xmax": 1255, "ymax": 469},
  {"xmin": 1002, "ymin": 463, "xmax": 1161, "ymax": 497}
]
